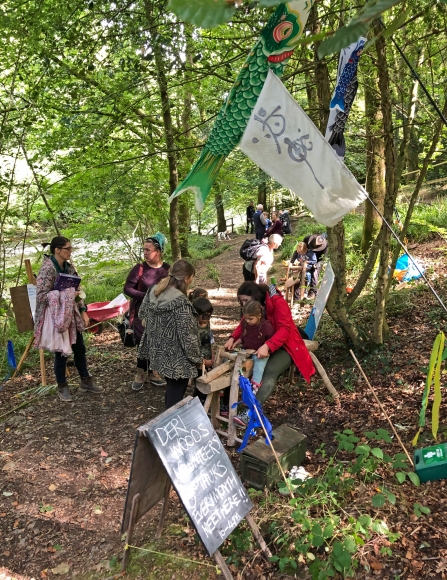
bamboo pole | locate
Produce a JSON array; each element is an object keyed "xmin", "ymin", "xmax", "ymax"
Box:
[
  {"xmin": 349, "ymin": 350, "xmax": 414, "ymax": 467},
  {"xmin": 251, "ymin": 403, "xmax": 295, "ymax": 498}
]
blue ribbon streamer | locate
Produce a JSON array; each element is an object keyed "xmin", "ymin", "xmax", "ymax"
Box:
[{"xmin": 233, "ymin": 374, "xmax": 273, "ymax": 452}]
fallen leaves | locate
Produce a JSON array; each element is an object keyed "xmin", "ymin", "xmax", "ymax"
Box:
[
  {"xmin": 51, "ymin": 562, "xmax": 70, "ymax": 575},
  {"xmin": 48, "ymin": 484, "xmax": 57, "ymax": 491},
  {"xmin": 2, "ymin": 461, "xmax": 16, "ymax": 471}
]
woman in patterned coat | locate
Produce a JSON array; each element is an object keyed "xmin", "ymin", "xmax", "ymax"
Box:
[
  {"xmin": 137, "ymin": 259, "xmax": 203, "ymax": 409},
  {"xmin": 34, "ymin": 236, "xmax": 103, "ymax": 402}
]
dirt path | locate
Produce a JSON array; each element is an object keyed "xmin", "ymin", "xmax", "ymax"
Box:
[{"xmin": 1, "ymin": 235, "xmax": 447, "ymax": 579}]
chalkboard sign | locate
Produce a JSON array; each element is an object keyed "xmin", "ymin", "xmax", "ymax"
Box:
[{"xmin": 145, "ymin": 397, "xmax": 253, "ymax": 555}]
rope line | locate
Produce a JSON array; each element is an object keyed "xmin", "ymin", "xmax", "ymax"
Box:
[
  {"xmin": 365, "ymin": 194, "xmax": 447, "ymax": 316},
  {"xmin": 124, "ymin": 544, "xmax": 220, "ymax": 571}
]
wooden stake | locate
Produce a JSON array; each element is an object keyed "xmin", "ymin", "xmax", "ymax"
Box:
[
  {"xmin": 39, "ymin": 348, "xmax": 47, "ymax": 386},
  {"xmin": 11, "ymin": 335, "xmax": 34, "ymax": 378},
  {"xmin": 349, "ymin": 350, "xmax": 414, "ymax": 467},
  {"xmin": 156, "ymin": 481, "xmax": 171, "ymax": 539},
  {"xmin": 121, "ymin": 493, "xmax": 140, "ymax": 572},
  {"xmin": 245, "ymin": 513, "xmax": 272, "ymax": 558},
  {"xmin": 309, "ymin": 352, "xmax": 340, "ymax": 404},
  {"xmin": 213, "ymin": 549, "xmax": 233, "ymax": 580}
]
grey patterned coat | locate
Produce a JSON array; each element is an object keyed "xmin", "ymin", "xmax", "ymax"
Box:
[{"xmin": 137, "ymin": 286, "xmax": 202, "ymax": 380}]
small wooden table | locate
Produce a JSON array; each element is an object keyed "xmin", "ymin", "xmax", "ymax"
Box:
[{"xmin": 284, "ymin": 262, "xmax": 308, "ymax": 307}]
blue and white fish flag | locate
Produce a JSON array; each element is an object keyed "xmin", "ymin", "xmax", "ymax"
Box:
[
  {"xmin": 326, "ymin": 37, "xmax": 366, "ymax": 160},
  {"xmin": 240, "ymin": 70, "xmax": 367, "ymax": 227},
  {"xmin": 234, "ymin": 374, "xmax": 273, "ymax": 453}
]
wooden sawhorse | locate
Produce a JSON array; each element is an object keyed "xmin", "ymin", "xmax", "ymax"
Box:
[{"xmin": 195, "ymin": 348, "xmax": 254, "ymax": 447}]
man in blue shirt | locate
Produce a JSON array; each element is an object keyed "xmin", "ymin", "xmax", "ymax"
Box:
[{"xmin": 253, "ymin": 204, "xmax": 267, "ymax": 240}]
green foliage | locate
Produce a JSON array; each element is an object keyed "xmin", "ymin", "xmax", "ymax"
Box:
[
  {"xmin": 270, "ymin": 427, "xmax": 417, "ymax": 577},
  {"xmin": 413, "ymin": 502, "xmax": 431, "ymax": 517},
  {"xmin": 168, "ymin": 0, "xmax": 235, "ymax": 28}
]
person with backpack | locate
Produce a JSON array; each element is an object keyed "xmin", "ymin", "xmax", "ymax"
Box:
[
  {"xmin": 253, "ymin": 204, "xmax": 267, "ymax": 240},
  {"xmin": 241, "ymin": 234, "xmax": 282, "ymax": 283},
  {"xmin": 124, "ymin": 232, "xmax": 170, "ymax": 391}
]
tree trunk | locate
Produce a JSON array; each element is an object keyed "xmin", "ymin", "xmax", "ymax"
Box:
[
  {"xmin": 145, "ymin": 0, "xmax": 181, "ymax": 260},
  {"xmin": 326, "ymin": 222, "xmax": 364, "ymax": 345},
  {"xmin": 214, "ymin": 188, "xmax": 226, "ymax": 233},
  {"xmin": 311, "ymin": 5, "xmax": 362, "ymax": 345},
  {"xmin": 361, "ymin": 71, "xmax": 385, "ymax": 254},
  {"xmin": 311, "ymin": 4, "xmax": 331, "ymax": 132},
  {"xmin": 257, "ymin": 168, "xmax": 268, "ymax": 208},
  {"xmin": 178, "ymin": 31, "xmax": 194, "ymax": 258},
  {"xmin": 395, "ymin": 49, "xmax": 424, "ymax": 188},
  {"xmin": 372, "ymin": 25, "xmax": 397, "ymax": 345}
]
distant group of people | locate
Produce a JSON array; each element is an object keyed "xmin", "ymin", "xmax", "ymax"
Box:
[
  {"xmin": 246, "ymin": 201, "xmax": 292, "ymax": 239},
  {"xmin": 34, "ymin": 218, "xmax": 325, "ymax": 422}
]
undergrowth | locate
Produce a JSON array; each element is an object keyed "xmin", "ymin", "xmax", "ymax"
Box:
[{"xmin": 225, "ymin": 428, "xmax": 427, "ymax": 579}]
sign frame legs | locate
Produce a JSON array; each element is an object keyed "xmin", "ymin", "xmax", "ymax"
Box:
[{"xmin": 121, "ymin": 492, "xmax": 140, "ymax": 572}]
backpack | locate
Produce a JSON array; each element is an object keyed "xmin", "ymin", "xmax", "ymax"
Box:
[{"xmin": 239, "ymin": 239, "xmax": 262, "ymax": 261}]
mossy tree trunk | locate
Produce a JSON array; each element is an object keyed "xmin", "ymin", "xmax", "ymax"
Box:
[
  {"xmin": 361, "ymin": 64, "xmax": 385, "ymax": 255},
  {"xmin": 372, "ymin": 26, "xmax": 398, "ymax": 345},
  {"xmin": 145, "ymin": 0, "xmax": 181, "ymax": 260},
  {"xmin": 311, "ymin": 4, "xmax": 363, "ymax": 347}
]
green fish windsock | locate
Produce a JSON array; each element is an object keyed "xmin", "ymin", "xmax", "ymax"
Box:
[{"xmin": 169, "ymin": 0, "xmax": 314, "ymax": 211}]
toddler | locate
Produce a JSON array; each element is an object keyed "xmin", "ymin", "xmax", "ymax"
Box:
[
  {"xmin": 290, "ymin": 242, "xmax": 317, "ymax": 270},
  {"xmin": 192, "ymin": 296, "xmax": 214, "ymax": 404},
  {"xmin": 232, "ymin": 300, "xmax": 274, "ymax": 392},
  {"xmin": 188, "ymin": 287, "xmax": 209, "ymax": 301}
]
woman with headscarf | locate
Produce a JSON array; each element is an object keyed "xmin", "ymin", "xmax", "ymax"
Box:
[{"xmin": 124, "ymin": 232, "xmax": 170, "ymax": 391}]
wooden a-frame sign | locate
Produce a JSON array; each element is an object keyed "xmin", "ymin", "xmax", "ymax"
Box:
[{"xmin": 121, "ymin": 397, "xmax": 271, "ymax": 579}]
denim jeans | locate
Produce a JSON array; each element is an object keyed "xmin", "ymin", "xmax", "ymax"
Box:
[
  {"xmin": 252, "ymin": 354, "xmax": 269, "ymax": 384},
  {"xmin": 54, "ymin": 332, "xmax": 89, "ymax": 383}
]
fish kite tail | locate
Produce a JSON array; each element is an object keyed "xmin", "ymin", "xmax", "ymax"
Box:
[
  {"xmin": 330, "ymin": 93, "xmax": 345, "ymax": 112},
  {"xmin": 168, "ymin": 148, "xmax": 227, "ymax": 212}
]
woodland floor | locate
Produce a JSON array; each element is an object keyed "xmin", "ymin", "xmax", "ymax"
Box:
[{"xmin": 1, "ymin": 231, "xmax": 447, "ymax": 580}]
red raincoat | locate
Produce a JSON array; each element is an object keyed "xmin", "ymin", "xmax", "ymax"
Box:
[{"xmin": 231, "ymin": 292, "xmax": 315, "ymax": 383}]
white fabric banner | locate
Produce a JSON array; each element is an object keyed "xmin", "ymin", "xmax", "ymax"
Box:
[{"xmin": 240, "ymin": 70, "xmax": 367, "ymax": 227}]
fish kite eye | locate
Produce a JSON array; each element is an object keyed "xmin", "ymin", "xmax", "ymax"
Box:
[{"xmin": 273, "ymin": 21, "xmax": 293, "ymax": 43}]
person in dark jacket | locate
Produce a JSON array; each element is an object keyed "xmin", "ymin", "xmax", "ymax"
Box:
[
  {"xmin": 302, "ymin": 234, "xmax": 328, "ymax": 298},
  {"xmin": 246, "ymin": 201, "xmax": 255, "ymax": 234},
  {"xmin": 253, "ymin": 204, "xmax": 266, "ymax": 240},
  {"xmin": 124, "ymin": 232, "xmax": 170, "ymax": 391}
]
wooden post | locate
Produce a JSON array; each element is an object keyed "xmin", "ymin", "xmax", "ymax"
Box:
[
  {"xmin": 309, "ymin": 352, "xmax": 340, "ymax": 405},
  {"xmin": 24, "ymin": 259, "xmax": 46, "ymax": 385},
  {"xmin": 121, "ymin": 493, "xmax": 140, "ymax": 572},
  {"xmin": 227, "ymin": 352, "xmax": 246, "ymax": 447},
  {"xmin": 11, "ymin": 335, "xmax": 34, "ymax": 378},
  {"xmin": 156, "ymin": 481, "xmax": 172, "ymax": 539},
  {"xmin": 245, "ymin": 513, "xmax": 272, "ymax": 558},
  {"xmin": 213, "ymin": 549, "xmax": 234, "ymax": 580},
  {"xmin": 300, "ymin": 261, "xmax": 307, "ymax": 300}
]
